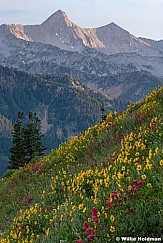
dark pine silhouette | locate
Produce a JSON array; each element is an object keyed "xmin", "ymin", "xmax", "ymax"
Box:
[{"xmin": 8, "ymin": 112, "xmax": 46, "ymax": 170}]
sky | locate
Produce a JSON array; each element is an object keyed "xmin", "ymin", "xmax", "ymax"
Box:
[{"xmin": 0, "ymin": 0, "xmax": 162, "ymax": 40}]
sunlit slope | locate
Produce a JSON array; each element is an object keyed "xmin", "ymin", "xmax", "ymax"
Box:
[{"xmin": 0, "ymin": 86, "xmax": 163, "ymax": 242}]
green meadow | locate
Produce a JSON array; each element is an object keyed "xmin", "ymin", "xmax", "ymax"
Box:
[{"xmin": 0, "ymin": 87, "xmax": 163, "ymax": 243}]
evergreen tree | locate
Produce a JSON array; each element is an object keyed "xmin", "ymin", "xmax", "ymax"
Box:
[
  {"xmin": 8, "ymin": 111, "xmax": 46, "ymax": 170},
  {"xmin": 100, "ymin": 103, "xmax": 107, "ymax": 122},
  {"xmin": 33, "ymin": 113, "xmax": 46, "ymax": 157},
  {"xmin": 24, "ymin": 112, "xmax": 46, "ymax": 163},
  {"xmin": 8, "ymin": 112, "xmax": 26, "ymax": 169}
]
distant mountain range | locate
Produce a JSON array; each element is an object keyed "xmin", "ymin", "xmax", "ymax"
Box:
[
  {"xmin": 0, "ymin": 10, "xmax": 163, "ymax": 56},
  {"xmin": 0, "ymin": 9, "xmax": 163, "ymax": 81},
  {"xmin": 0, "ymin": 9, "xmax": 163, "ymax": 121}
]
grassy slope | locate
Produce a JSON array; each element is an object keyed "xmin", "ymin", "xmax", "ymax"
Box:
[{"xmin": 0, "ymin": 87, "xmax": 163, "ymax": 243}]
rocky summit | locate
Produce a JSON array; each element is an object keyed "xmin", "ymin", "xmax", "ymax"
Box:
[
  {"xmin": 0, "ymin": 10, "xmax": 163, "ymax": 107},
  {"xmin": 0, "ymin": 9, "xmax": 162, "ymax": 56}
]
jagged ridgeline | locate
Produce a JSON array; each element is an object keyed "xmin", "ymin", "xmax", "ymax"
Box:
[
  {"xmin": 0, "ymin": 9, "xmax": 163, "ymax": 109},
  {"xmin": 0, "ymin": 86, "xmax": 162, "ymax": 242},
  {"xmin": 0, "ymin": 65, "xmax": 125, "ymax": 177}
]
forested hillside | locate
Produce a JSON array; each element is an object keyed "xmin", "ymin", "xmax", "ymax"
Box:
[
  {"xmin": 0, "ymin": 65, "xmax": 125, "ymax": 177},
  {"xmin": 0, "ymin": 86, "xmax": 162, "ymax": 242},
  {"xmin": 1, "ymin": 40, "xmax": 163, "ymax": 103}
]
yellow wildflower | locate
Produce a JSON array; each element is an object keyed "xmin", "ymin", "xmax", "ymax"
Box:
[
  {"xmin": 45, "ymin": 228, "xmax": 50, "ymax": 237},
  {"xmin": 110, "ymin": 226, "xmax": 115, "ymax": 233},
  {"xmin": 147, "ymin": 183, "xmax": 152, "ymax": 188},
  {"xmin": 141, "ymin": 174, "xmax": 146, "ymax": 180},
  {"xmin": 110, "ymin": 215, "xmax": 115, "ymax": 222},
  {"xmin": 83, "ymin": 207, "xmax": 86, "ymax": 213},
  {"xmin": 159, "ymin": 160, "xmax": 163, "ymax": 166},
  {"xmin": 137, "ymin": 165, "xmax": 142, "ymax": 171}
]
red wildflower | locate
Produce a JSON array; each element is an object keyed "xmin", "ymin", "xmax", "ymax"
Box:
[
  {"xmin": 88, "ymin": 234, "xmax": 95, "ymax": 240},
  {"xmin": 130, "ymin": 208, "xmax": 134, "ymax": 213},
  {"xmin": 106, "ymin": 200, "xmax": 112, "ymax": 207},
  {"xmin": 131, "ymin": 186, "xmax": 137, "ymax": 192},
  {"xmin": 83, "ymin": 222, "xmax": 89, "ymax": 229},
  {"xmin": 77, "ymin": 239, "xmax": 83, "ymax": 243},
  {"xmin": 132, "ymin": 180, "xmax": 138, "ymax": 186},
  {"xmin": 137, "ymin": 180, "xmax": 145, "ymax": 187},
  {"xmin": 118, "ymin": 199, "xmax": 123, "ymax": 206},
  {"xmin": 83, "ymin": 222, "xmax": 93, "ymax": 235},
  {"xmin": 84, "ymin": 227, "xmax": 93, "ymax": 235},
  {"xmin": 110, "ymin": 191, "xmax": 119, "ymax": 198},
  {"xmin": 92, "ymin": 207, "xmax": 98, "ymax": 223}
]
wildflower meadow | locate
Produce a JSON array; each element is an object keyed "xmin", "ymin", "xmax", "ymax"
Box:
[{"xmin": 0, "ymin": 87, "xmax": 162, "ymax": 242}]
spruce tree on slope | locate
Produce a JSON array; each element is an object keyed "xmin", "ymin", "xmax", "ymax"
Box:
[
  {"xmin": 24, "ymin": 112, "xmax": 46, "ymax": 163},
  {"xmin": 9, "ymin": 111, "xmax": 46, "ymax": 170},
  {"xmin": 8, "ymin": 112, "xmax": 26, "ymax": 169}
]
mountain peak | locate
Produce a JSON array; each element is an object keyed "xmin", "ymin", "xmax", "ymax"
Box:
[
  {"xmin": 109, "ymin": 22, "xmax": 118, "ymax": 26},
  {"xmin": 58, "ymin": 9, "xmax": 66, "ymax": 14},
  {"xmin": 104, "ymin": 22, "xmax": 124, "ymax": 30},
  {"xmin": 41, "ymin": 9, "xmax": 71, "ymax": 26},
  {"xmin": 54, "ymin": 9, "xmax": 67, "ymax": 17}
]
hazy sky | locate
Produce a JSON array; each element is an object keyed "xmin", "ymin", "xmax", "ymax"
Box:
[{"xmin": 0, "ymin": 0, "xmax": 162, "ymax": 40}]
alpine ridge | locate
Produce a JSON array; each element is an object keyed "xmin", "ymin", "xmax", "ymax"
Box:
[
  {"xmin": 0, "ymin": 9, "xmax": 162, "ymax": 56},
  {"xmin": 0, "ymin": 10, "xmax": 163, "ymax": 107}
]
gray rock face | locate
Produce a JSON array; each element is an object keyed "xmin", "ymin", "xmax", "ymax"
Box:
[
  {"xmin": 139, "ymin": 37, "xmax": 163, "ymax": 52},
  {"xmin": 0, "ymin": 9, "xmax": 162, "ymax": 56},
  {"xmin": 0, "ymin": 10, "xmax": 163, "ymax": 104}
]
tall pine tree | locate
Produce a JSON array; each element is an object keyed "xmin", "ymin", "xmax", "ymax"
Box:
[
  {"xmin": 8, "ymin": 112, "xmax": 26, "ymax": 169},
  {"xmin": 8, "ymin": 111, "xmax": 46, "ymax": 169},
  {"xmin": 24, "ymin": 112, "xmax": 46, "ymax": 163}
]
